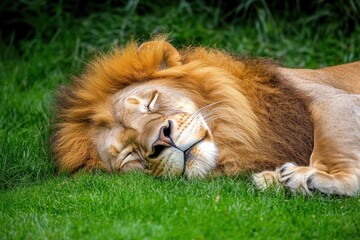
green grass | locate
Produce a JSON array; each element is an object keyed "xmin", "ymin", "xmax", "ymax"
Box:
[
  {"xmin": 1, "ymin": 1, "xmax": 360, "ymax": 239},
  {"xmin": 1, "ymin": 173, "xmax": 360, "ymax": 239}
]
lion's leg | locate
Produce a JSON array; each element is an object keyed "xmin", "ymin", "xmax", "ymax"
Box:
[
  {"xmin": 277, "ymin": 163, "xmax": 359, "ymax": 196},
  {"xmin": 277, "ymin": 89, "xmax": 360, "ymax": 196}
]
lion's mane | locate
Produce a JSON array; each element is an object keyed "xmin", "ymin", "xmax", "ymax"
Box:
[{"xmin": 52, "ymin": 39, "xmax": 314, "ymax": 175}]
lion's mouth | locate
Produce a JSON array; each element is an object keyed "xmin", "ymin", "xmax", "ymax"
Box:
[{"xmin": 182, "ymin": 138, "xmax": 205, "ymax": 175}]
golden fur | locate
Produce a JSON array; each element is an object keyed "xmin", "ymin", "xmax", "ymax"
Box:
[{"xmin": 52, "ymin": 39, "xmax": 360, "ymax": 196}]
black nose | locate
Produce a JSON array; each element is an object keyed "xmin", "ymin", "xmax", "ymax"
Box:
[{"xmin": 148, "ymin": 121, "xmax": 174, "ymax": 159}]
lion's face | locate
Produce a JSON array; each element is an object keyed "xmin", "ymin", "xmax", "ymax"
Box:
[{"xmin": 94, "ymin": 81, "xmax": 218, "ymax": 178}]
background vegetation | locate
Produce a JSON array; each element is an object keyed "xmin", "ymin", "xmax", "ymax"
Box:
[{"xmin": 1, "ymin": 1, "xmax": 360, "ymax": 239}]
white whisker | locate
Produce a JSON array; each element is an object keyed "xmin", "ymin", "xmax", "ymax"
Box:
[{"xmin": 189, "ymin": 101, "xmax": 224, "ymax": 122}]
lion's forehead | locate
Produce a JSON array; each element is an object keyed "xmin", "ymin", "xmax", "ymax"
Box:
[{"xmin": 111, "ymin": 83, "xmax": 198, "ymax": 123}]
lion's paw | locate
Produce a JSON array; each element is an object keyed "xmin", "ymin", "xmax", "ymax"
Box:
[
  {"xmin": 277, "ymin": 162, "xmax": 317, "ymax": 195},
  {"xmin": 253, "ymin": 170, "xmax": 280, "ymax": 190}
]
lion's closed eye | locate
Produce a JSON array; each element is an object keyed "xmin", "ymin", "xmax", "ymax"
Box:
[
  {"xmin": 112, "ymin": 147, "xmax": 142, "ymax": 171},
  {"xmin": 125, "ymin": 91, "xmax": 159, "ymax": 114},
  {"xmin": 118, "ymin": 152, "xmax": 146, "ymax": 173},
  {"xmin": 147, "ymin": 91, "xmax": 159, "ymax": 112},
  {"xmin": 127, "ymin": 97, "xmax": 140, "ymax": 105},
  {"xmin": 120, "ymin": 152, "xmax": 135, "ymax": 168}
]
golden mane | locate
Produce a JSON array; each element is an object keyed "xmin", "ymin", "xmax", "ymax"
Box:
[{"xmin": 52, "ymin": 39, "xmax": 313, "ymax": 174}]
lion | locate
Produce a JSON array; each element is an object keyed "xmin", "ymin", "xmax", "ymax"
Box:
[{"xmin": 52, "ymin": 38, "xmax": 360, "ymax": 196}]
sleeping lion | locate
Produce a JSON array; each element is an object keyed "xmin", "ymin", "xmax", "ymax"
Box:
[{"xmin": 52, "ymin": 39, "xmax": 360, "ymax": 196}]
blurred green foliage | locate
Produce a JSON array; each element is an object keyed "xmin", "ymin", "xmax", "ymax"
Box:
[{"xmin": 1, "ymin": 0, "xmax": 359, "ymax": 43}]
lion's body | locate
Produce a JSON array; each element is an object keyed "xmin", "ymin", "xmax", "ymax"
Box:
[{"xmin": 52, "ymin": 39, "xmax": 360, "ymax": 196}]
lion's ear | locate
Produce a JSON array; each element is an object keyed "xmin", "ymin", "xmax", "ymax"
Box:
[{"xmin": 138, "ymin": 41, "xmax": 181, "ymax": 70}]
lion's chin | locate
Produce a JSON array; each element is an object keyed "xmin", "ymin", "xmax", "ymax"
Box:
[{"xmin": 183, "ymin": 140, "xmax": 219, "ymax": 179}]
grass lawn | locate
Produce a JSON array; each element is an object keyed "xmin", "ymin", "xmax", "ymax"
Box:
[{"xmin": 1, "ymin": 1, "xmax": 360, "ymax": 239}]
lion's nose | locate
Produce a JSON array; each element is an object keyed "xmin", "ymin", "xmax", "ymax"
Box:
[{"xmin": 148, "ymin": 120, "xmax": 174, "ymax": 159}]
